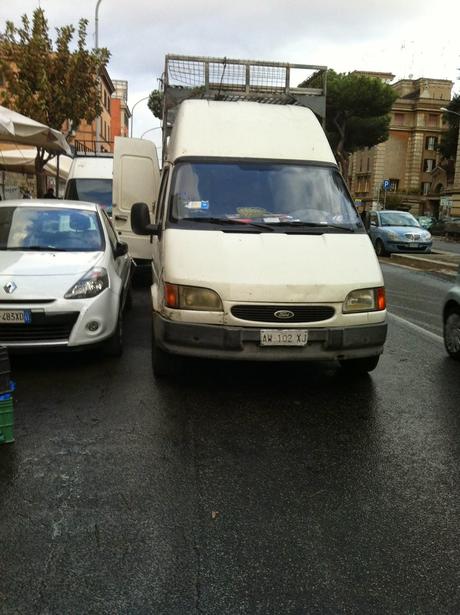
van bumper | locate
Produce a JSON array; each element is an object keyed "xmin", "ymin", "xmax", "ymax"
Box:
[{"xmin": 153, "ymin": 314, "xmax": 387, "ymax": 361}]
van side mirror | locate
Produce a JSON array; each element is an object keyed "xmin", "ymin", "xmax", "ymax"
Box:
[
  {"xmin": 114, "ymin": 241, "xmax": 129, "ymax": 258},
  {"xmin": 131, "ymin": 202, "xmax": 159, "ymax": 236}
]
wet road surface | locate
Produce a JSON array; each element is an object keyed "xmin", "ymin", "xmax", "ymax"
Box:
[{"xmin": 0, "ymin": 273, "xmax": 459, "ymax": 614}]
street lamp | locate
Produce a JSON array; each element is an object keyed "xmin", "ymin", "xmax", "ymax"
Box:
[
  {"xmin": 94, "ymin": 0, "xmax": 103, "ymax": 152},
  {"xmin": 141, "ymin": 127, "xmax": 161, "ymax": 139},
  {"xmin": 130, "ymin": 96, "xmax": 150, "ymax": 137}
]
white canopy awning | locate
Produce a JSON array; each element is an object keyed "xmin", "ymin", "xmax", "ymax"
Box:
[
  {"xmin": 0, "ymin": 148, "xmax": 72, "ymax": 178},
  {"xmin": 0, "ymin": 105, "xmax": 71, "ymax": 156}
]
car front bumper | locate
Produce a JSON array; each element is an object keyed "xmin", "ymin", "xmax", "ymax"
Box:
[
  {"xmin": 0, "ymin": 288, "xmax": 120, "ymax": 350},
  {"xmin": 153, "ymin": 313, "xmax": 388, "ymax": 361},
  {"xmin": 384, "ymin": 240, "xmax": 432, "ymax": 253}
]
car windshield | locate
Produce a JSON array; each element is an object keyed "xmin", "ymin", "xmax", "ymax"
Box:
[
  {"xmin": 380, "ymin": 212, "xmax": 420, "ymax": 227},
  {"xmin": 0, "ymin": 206, "xmax": 104, "ymax": 252},
  {"xmin": 169, "ymin": 162, "xmax": 363, "ymax": 232},
  {"xmin": 65, "ymin": 178, "xmax": 113, "ymax": 214}
]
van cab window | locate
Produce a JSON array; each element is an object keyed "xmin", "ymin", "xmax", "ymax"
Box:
[
  {"xmin": 169, "ymin": 161, "xmax": 363, "ymax": 232},
  {"xmin": 65, "ymin": 178, "xmax": 113, "ymax": 215}
]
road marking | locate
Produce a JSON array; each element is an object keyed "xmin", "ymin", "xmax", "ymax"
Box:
[{"xmin": 388, "ymin": 312, "xmax": 443, "ymax": 344}]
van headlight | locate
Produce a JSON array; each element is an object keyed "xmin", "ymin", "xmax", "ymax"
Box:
[
  {"xmin": 343, "ymin": 287, "xmax": 386, "ymax": 313},
  {"xmin": 65, "ymin": 267, "xmax": 109, "ymax": 299},
  {"xmin": 164, "ymin": 283, "xmax": 223, "ymax": 311}
]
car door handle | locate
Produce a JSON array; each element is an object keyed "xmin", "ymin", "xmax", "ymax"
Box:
[{"xmin": 114, "ymin": 214, "xmax": 128, "ymax": 221}]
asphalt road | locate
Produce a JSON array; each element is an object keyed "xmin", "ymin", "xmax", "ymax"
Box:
[
  {"xmin": 0, "ymin": 271, "xmax": 459, "ymax": 614},
  {"xmin": 432, "ymin": 237, "xmax": 460, "ymax": 254}
]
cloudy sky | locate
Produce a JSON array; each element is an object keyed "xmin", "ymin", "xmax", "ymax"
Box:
[{"xmin": 1, "ymin": 0, "xmax": 459, "ymax": 153}]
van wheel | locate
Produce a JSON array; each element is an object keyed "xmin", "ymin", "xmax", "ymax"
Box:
[
  {"xmin": 339, "ymin": 355, "xmax": 380, "ymax": 374},
  {"xmin": 444, "ymin": 308, "xmax": 460, "ymax": 361},
  {"xmin": 375, "ymin": 239, "xmax": 387, "ymax": 257},
  {"xmin": 151, "ymin": 319, "xmax": 179, "ymax": 377},
  {"xmin": 105, "ymin": 312, "xmax": 123, "ymax": 357}
]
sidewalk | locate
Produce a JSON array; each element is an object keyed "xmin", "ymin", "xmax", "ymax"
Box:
[{"xmin": 387, "ymin": 250, "xmax": 460, "ymax": 278}]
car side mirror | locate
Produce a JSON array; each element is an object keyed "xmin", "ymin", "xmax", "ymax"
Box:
[
  {"xmin": 131, "ymin": 202, "xmax": 159, "ymax": 236},
  {"xmin": 114, "ymin": 241, "xmax": 129, "ymax": 258}
]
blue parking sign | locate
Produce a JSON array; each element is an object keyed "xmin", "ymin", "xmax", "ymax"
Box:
[{"xmin": 383, "ymin": 179, "xmax": 391, "ymax": 191}]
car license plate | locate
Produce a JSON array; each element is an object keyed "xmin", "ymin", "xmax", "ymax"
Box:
[
  {"xmin": 0, "ymin": 309, "xmax": 32, "ymax": 324},
  {"xmin": 260, "ymin": 329, "xmax": 308, "ymax": 346}
]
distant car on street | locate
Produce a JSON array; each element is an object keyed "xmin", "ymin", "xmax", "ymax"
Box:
[
  {"xmin": 367, "ymin": 210, "xmax": 432, "ymax": 256},
  {"xmin": 0, "ymin": 200, "xmax": 132, "ymax": 355},
  {"xmin": 430, "ymin": 217, "xmax": 460, "ymax": 237},
  {"xmin": 443, "ymin": 268, "xmax": 460, "ymax": 361},
  {"xmin": 416, "ymin": 215, "xmax": 436, "ymax": 230}
]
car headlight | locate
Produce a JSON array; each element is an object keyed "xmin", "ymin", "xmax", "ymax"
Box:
[
  {"xmin": 164, "ymin": 283, "xmax": 223, "ymax": 311},
  {"xmin": 343, "ymin": 287, "xmax": 386, "ymax": 313},
  {"xmin": 385, "ymin": 231, "xmax": 399, "ymax": 241},
  {"xmin": 65, "ymin": 267, "xmax": 109, "ymax": 299},
  {"xmin": 424, "ymin": 232, "xmax": 432, "ymax": 240}
]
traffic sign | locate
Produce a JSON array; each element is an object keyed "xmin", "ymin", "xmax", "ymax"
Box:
[{"xmin": 383, "ymin": 179, "xmax": 391, "ymax": 191}]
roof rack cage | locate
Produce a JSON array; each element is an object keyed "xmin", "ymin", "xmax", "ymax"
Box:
[{"xmin": 162, "ymin": 54, "xmax": 327, "ymax": 157}]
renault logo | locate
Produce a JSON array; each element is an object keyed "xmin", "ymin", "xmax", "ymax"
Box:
[
  {"xmin": 4, "ymin": 281, "xmax": 17, "ymax": 294},
  {"xmin": 274, "ymin": 310, "xmax": 294, "ymax": 319}
]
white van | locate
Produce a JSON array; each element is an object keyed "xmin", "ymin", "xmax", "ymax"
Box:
[
  {"xmin": 66, "ymin": 138, "xmax": 160, "ymax": 273},
  {"xmin": 65, "ymin": 155, "xmax": 113, "ymax": 213},
  {"xmin": 132, "ymin": 100, "xmax": 387, "ymax": 376}
]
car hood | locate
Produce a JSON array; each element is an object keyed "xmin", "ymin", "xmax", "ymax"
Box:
[
  {"xmin": 381, "ymin": 225, "xmax": 426, "ymax": 236},
  {"xmin": 0, "ymin": 251, "xmax": 103, "ymax": 276},
  {"xmin": 163, "ymin": 229, "xmax": 384, "ymax": 303}
]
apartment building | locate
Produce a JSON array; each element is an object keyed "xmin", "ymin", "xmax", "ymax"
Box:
[
  {"xmin": 64, "ymin": 66, "xmax": 115, "ymax": 153},
  {"xmin": 349, "ymin": 77, "xmax": 454, "ymax": 216},
  {"xmin": 111, "ymin": 80, "xmax": 131, "ymax": 139}
]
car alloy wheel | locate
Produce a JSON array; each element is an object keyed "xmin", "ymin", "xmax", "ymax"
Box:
[{"xmin": 444, "ymin": 310, "xmax": 460, "ymax": 360}]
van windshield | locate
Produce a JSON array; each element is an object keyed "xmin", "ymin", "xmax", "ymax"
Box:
[
  {"xmin": 169, "ymin": 161, "xmax": 363, "ymax": 232},
  {"xmin": 65, "ymin": 179, "xmax": 113, "ymax": 215}
]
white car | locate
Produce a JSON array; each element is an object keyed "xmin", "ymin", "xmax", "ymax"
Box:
[{"xmin": 0, "ymin": 200, "xmax": 132, "ymax": 354}]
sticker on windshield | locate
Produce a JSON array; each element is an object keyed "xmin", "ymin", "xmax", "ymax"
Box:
[{"xmin": 185, "ymin": 200, "xmax": 209, "ymax": 210}]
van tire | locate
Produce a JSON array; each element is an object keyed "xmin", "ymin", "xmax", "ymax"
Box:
[
  {"xmin": 339, "ymin": 355, "xmax": 380, "ymax": 374},
  {"xmin": 105, "ymin": 312, "xmax": 123, "ymax": 357},
  {"xmin": 151, "ymin": 319, "xmax": 179, "ymax": 377},
  {"xmin": 375, "ymin": 239, "xmax": 387, "ymax": 257}
]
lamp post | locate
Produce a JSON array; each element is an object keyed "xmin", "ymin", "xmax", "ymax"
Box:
[
  {"xmin": 141, "ymin": 127, "xmax": 161, "ymax": 139},
  {"xmin": 440, "ymin": 107, "xmax": 460, "ymax": 216},
  {"xmin": 130, "ymin": 96, "xmax": 150, "ymax": 137},
  {"xmin": 94, "ymin": 0, "xmax": 103, "ymax": 152}
]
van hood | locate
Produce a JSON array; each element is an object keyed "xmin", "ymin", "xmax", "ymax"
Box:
[{"xmin": 163, "ymin": 229, "xmax": 383, "ymax": 303}]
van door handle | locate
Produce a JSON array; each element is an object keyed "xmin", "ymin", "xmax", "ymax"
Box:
[{"xmin": 114, "ymin": 214, "xmax": 128, "ymax": 221}]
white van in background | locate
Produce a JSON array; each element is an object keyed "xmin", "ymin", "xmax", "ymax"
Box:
[
  {"xmin": 131, "ymin": 99, "xmax": 388, "ymax": 377},
  {"xmin": 65, "ymin": 138, "xmax": 160, "ymax": 275},
  {"xmin": 64, "ymin": 155, "xmax": 114, "ymax": 214}
]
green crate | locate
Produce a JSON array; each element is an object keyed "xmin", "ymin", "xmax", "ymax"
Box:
[{"xmin": 0, "ymin": 397, "xmax": 14, "ymax": 444}]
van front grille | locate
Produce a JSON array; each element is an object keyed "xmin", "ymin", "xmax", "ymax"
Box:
[{"xmin": 231, "ymin": 305, "xmax": 335, "ymax": 323}]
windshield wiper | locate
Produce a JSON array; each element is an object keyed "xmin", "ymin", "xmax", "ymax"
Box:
[
  {"xmin": 180, "ymin": 217, "xmax": 274, "ymax": 231},
  {"xmin": 268, "ymin": 221, "xmax": 355, "ymax": 233}
]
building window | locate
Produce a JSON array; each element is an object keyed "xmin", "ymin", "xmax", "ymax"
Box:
[
  {"xmin": 367, "ymin": 158, "xmax": 370, "ymax": 172},
  {"xmin": 423, "ymin": 159, "xmax": 436, "ymax": 172},
  {"xmin": 425, "ymin": 136, "xmax": 438, "ymax": 150},
  {"xmin": 394, "ymin": 113, "xmax": 404, "ymax": 125},
  {"xmin": 427, "ymin": 114, "xmax": 438, "ymax": 128},
  {"xmin": 421, "ymin": 182, "xmax": 431, "ymax": 195},
  {"xmin": 389, "ymin": 179, "xmax": 399, "ymax": 192}
]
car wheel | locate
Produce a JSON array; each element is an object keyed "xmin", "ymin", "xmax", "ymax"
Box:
[
  {"xmin": 444, "ymin": 308, "xmax": 460, "ymax": 361},
  {"xmin": 375, "ymin": 239, "xmax": 387, "ymax": 257},
  {"xmin": 151, "ymin": 317, "xmax": 180, "ymax": 377},
  {"xmin": 105, "ymin": 311, "xmax": 123, "ymax": 357},
  {"xmin": 339, "ymin": 355, "xmax": 380, "ymax": 374}
]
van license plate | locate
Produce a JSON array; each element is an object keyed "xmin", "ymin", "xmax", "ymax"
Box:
[
  {"xmin": 0, "ymin": 310, "xmax": 32, "ymax": 324},
  {"xmin": 260, "ymin": 329, "xmax": 308, "ymax": 346}
]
